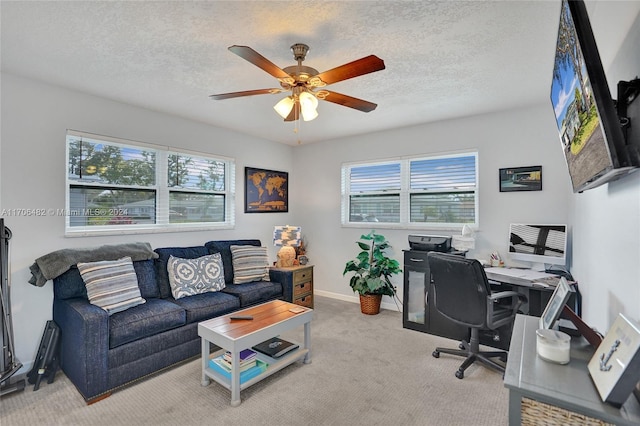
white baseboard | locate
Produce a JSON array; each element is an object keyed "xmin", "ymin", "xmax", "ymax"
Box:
[{"xmin": 314, "ymin": 290, "xmax": 402, "ymax": 312}]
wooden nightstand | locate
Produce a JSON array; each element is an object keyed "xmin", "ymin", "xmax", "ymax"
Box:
[{"xmin": 270, "ymin": 265, "xmax": 314, "ymax": 308}]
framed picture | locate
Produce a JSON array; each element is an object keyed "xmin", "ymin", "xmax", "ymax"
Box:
[
  {"xmin": 244, "ymin": 167, "xmax": 288, "ymax": 213},
  {"xmin": 588, "ymin": 313, "xmax": 640, "ymax": 406},
  {"xmin": 539, "ymin": 277, "xmax": 573, "ymax": 330},
  {"xmin": 499, "ymin": 165, "xmax": 542, "ymax": 192}
]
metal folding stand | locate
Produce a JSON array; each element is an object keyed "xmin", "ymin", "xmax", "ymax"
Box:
[{"xmin": 27, "ymin": 320, "xmax": 61, "ymax": 391}]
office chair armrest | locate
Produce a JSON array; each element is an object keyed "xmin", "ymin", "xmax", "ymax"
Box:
[
  {"xmin": 489, "ymin": 290, "xmax": 527, "ymax": 311},
  {"xmin": 486, "ymin": 291, "xmax": 527, "ymax": 329}
]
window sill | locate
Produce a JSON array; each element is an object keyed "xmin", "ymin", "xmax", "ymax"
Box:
[{"xmin": 65, "ymin": 223, "xmax": 234, "ymax": 237}]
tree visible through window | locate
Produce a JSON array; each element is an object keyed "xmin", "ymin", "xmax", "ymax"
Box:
[{"xmin": 66, "ymin": 131, "xmax": 234, "ymax": 233}]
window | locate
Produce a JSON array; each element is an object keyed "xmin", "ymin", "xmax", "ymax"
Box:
[
  {"xmin": 341, "ymin": 152, "xmax": 478, "ymax": 228},
  {"xmin": 66, "ymin": 131, "xmax": 234, "ymax": 235}
]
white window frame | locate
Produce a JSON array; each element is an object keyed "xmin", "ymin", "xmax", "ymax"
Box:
[
  {"xmin": 341, "ymin": 151, "xmax": 479, "ymax": 230},
  {"xmin": 65, "ymin": 130, "xmax": 235, "ymax": 236}
]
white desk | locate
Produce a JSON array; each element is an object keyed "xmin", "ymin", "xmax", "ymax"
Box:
[
  {"xmin": 483, "ymin": 267, "xmax": 577, "ymax": 318},
  {"xmin": 484, "ymin": 267, "xmax": 561, "ymax": 288}
]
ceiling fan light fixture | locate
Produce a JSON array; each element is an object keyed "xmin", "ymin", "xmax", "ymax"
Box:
[
  {"xmin": 301, "ymin": 106, "xmax": 318, "ymax": 122},
  {"xmin": 274, "ymin": 96, "xmax": 295, "ymax": 119},
  {"xmin": 299, "ymin": 91, "xmax": 318, "ymax": 121}
]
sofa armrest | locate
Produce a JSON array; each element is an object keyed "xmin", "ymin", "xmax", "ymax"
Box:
[
  {"xmin": 53, "ymin": 297, "xmax": 110, "ymax": 401},
  {"xmin": 269, "ymin": 268, "xmax": 286, "ymax": 284}
]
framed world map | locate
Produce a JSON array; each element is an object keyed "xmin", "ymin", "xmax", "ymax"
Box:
[{"xmin": 244, "ymin": 167, "xmax": 288, "ymax": 213}]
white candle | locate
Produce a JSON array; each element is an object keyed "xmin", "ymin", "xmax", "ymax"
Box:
[{"xmin": 536, "ymin": 329, "xmax": 570, "ymax": 364}]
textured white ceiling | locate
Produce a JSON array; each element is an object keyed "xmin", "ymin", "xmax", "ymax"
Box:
[{"xmin": 1, "ymin": 1, "xmax": 638, "ymax": 145}]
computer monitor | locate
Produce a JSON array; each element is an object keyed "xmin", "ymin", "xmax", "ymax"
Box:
[{"xmin": 508, "ymin": 224, "xmax": 567, "ymax": 271}]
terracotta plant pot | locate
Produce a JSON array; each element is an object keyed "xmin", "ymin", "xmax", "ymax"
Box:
[{"xmin": 359, "ymin": 293, "xmax": 382, "ymax": 315}]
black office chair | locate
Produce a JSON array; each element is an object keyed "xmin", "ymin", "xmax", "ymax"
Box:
[{"xmin": 427, "ymin": 252, "xmax": 526, "ymax": 379}]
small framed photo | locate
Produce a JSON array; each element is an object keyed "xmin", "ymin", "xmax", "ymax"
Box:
[
  {"xmin": 244, "ymin": 167, "xmax": 288, "ymax": 213},
  {"xmin": 539, "ymin": 277, "xmax": 573, "ymax": 330},
  {"xmin": 588, "ymin": 314, "xmax": 640, "ymax": 406},
  {"xmin": 499, "ymin": 165, "xmax": 542, "ymax": 192}
]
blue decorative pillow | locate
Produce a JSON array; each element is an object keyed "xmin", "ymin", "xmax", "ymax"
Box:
[
  {"xmin": 167, "ymin": 253, "xmax": 226, "ymax": 299},
  {"xmin": 230, "ymin": 245, "xmax": 270, "ymax": 284},
  {"xmin": 77, "ymin": 257, "xmax": 146, "ymax": 315}
]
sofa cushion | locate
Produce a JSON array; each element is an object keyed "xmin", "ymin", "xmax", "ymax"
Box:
[
  {"xmin": 222, "ymin": 280, "xmax": 283, "ymax": 307},
  {"xmin": 134, "ymin": 259, "xmax": 160, "ymax": 299},
  {"xmin": 170, "ymin": 291, "xmax": 240, "ymax": 323},
  {"xmin": 205, "ymin": 240, "xmax": 261, "ymax": 284},
  {"xmin": 53, "ymin": 259, "xmax": 158, "ymax": 300},
  {"xmin": 108, "ymin": 298, "xmax": 186, "ymax": 349},
  {"xmin": 78, "ymin": 257, "xmax": 146, "ymax": 315},
  {"xmin": 230, "ymin": 245, "xmax": 270, "ymax": 284},
  {"xmin": 154, "ymin": 246, "xmax": 210, "ymax": 299},
  {"xmin": 167, "ymin": 253, "xmax": 226, "ymax": 299}
]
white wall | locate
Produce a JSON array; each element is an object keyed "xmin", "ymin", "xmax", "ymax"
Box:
[
  {"xmin": 569, "ymin": 3, "xmax": 640, "ymax": 332},
  {"xmin": 293, "ymin": 104, "xmax": 572, "ymax": 308},
  {"xmin": 1, "ymin": 73, "xmax": 295, "ymax": 371}
]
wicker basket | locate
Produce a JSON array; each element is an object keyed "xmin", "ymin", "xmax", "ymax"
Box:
[
  {"xmin": 521, "ymin": 397, "xmax": 613, "ymax": 426},
  {"xmin": 359, "ymin": 294, "xmax": 382, "ymax": 315}
]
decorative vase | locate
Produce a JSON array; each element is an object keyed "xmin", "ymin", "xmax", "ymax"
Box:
[{"xmin": 359, "ymin": 294, "xmax": 382, "ymax": 315}]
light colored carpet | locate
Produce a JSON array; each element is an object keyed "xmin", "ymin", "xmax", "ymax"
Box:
[{"xmin": 0, "ymin": 296, "xmax": 509, "ymax": 425}]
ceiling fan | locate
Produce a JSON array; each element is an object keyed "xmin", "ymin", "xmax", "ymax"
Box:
[{"xmin": 210, "ymin": 43, "xmax": 385, "ymax": 122}]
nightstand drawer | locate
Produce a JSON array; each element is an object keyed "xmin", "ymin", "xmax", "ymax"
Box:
[
  {"xmin": 293, "ymin": 281, "xmax": 312, "ymax": 297},
  {"xmin": 271, "ymin": 265, "xmax": 314, "ymax": 309},
  {"xmin": 294, "ymin": 294, "xmax": 313, "ymax": 308},
  {"xmin": 293, "ymin": 269, "xmax": 312, "ymax": 284}
]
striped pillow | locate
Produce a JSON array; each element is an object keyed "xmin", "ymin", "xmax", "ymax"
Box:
[
  {"xmin": 78, "ymin": 257, "xmax": 145, "ymax": 315},
  {"xmin": 230, "ymin": 245, "xmax": 270, "ymax": 284}
]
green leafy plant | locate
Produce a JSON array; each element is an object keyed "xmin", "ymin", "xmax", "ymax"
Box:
[{"xmin": 343, "ymin": 231, "xmax": 402, "ymax": 309}]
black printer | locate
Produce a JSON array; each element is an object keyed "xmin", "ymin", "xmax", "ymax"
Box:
[{"xmin": 408, "ymin": 235, "xmax": 452, "ymax": 252}]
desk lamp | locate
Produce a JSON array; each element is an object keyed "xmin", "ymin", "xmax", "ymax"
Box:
[{"xmin": 273, "ymin": 225, "xmax": 301, "ymax": 267}]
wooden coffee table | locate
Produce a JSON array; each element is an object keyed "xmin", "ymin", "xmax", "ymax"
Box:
[{"xmin": 198, "ymin": 300, "xmax": 313, "ymax": 406}]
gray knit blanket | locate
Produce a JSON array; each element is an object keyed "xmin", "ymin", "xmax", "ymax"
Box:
[{"xmin": 28, "ymin": 242, "xmax": 158, "ymax": 287}]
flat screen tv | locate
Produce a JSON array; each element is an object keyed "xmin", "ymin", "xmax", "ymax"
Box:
[
  {"xmin": 550, "ymin": 0, "xmax": 638, "ymax": 193},
  {"xmin": 508, "ymin": 223, "xmax": 567, "ymax": 270}
]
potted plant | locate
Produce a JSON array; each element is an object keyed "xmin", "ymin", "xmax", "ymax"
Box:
[{"xmin": 343, "ymin": 231, "xmax": 402, "ymax": 314}]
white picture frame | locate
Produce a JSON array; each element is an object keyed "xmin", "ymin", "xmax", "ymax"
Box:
[
  {"xmin": 539, "ymin": 277, "xmax": 572, "ymax": 330},
  {"xmin": 588, "ymin": 313, "xmax": 640, "ymax": 406}
]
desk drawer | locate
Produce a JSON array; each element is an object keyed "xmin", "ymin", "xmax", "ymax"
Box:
[
  {"xmin": 293, "ymin": 269, "xmax": 312, "ymax": 284},
  {"xmin": 293, "ymin": 281, "xmax": 312, "ymax": 297}
]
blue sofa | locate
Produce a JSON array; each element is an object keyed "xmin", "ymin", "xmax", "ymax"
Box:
[{"xmin": 52, "ymin": 239, "xmax": 283, "ymax": 402}]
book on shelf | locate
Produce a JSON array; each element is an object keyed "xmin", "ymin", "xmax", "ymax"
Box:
[
  {"xmin": 208, "ymin": 356, "xmax": 267, "ymax": 383},
  {"xmin": 218, "ymin": 357, "xmax": 257, "ymax": 373},
  {"xmin": 220, "ymin": 358, "xmax": 256, "ymax": 371},
  {"xmin": 223, "ymin": 349, "xmax": 257, "ymax": 366},
  {"xmin": 252, "ymin": 337, "xmax": 299, "ymax": 358}
]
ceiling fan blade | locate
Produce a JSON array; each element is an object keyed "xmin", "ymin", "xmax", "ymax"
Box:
[
  {"xmin": 209, "ymin": 88, "xmax": 283, "ymax": 100},
  {"xmin": 228, "ymin": 45, "xmax": 294, "ymax": 84},
  {"xmin": 319, "ymin": 90, "xmax": 378, "ymax": 112},
  {"xmin": 284, "ymin": 103, "xmax": 300, "ymax": 122},
  {"xmin": 312, "ymin": 55, "xmax": 385, "ymax": 86}
]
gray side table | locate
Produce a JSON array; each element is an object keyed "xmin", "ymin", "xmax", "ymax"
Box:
[{"xmin": 504, "ymin": 314, "xmax": 640, "ymax": 425}]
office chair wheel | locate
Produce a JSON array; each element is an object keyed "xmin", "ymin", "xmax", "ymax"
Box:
[
  {"xmin": 432, "ymin": 350, "xmax": 440, "ymax": 358},
  {"xmin": 455, "ymin": 370, "xmax": 464, "ymax": 379}
]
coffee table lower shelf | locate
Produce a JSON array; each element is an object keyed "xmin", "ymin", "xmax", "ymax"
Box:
[{"xmin": 202, "ymin": 346, "xmax": 310, "ymax": 392}]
